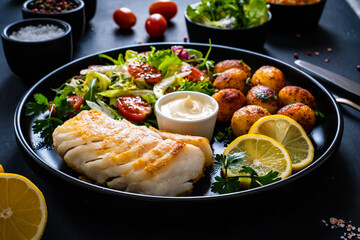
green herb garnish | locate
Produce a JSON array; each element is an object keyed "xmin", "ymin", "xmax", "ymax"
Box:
[
  {"xmin": 255, "ymin": 92, "xmax": 278, "ymax": 102},
  {"xmin": 211, "ymin": 153, "xmax": 281, "ymax": 194}
]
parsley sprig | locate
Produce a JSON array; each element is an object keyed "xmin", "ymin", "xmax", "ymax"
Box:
[
  {"xmin": 211, "ymin": 153, "xmax": 281, "ymax": 194},
  {"xmin": 25, "ymin": 93, "xmax": 75, "ymax": 145}
]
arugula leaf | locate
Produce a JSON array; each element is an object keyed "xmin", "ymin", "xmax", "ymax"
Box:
[
  {"xmin": 25, "ymin": 93, "xmax": 50, "ymax": 116},
  {"xmin": 175, "ymin": 79, "xmax": 217, "ymax": 96},
  {"xmin": 99, "ymin": 53, "xmax": 125, "ymax": 65},
  {"xmin": 32, "ymin": 118, "xmax": 64, "ymax": 145},
  {"xmin": 84, "ymin": 78, "xmax": 100, "ymax": 102}
]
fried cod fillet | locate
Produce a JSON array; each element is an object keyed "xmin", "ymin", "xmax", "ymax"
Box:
[{"xmin": 52, "ymin": 110, "xmax": 212, "ymax": 196}]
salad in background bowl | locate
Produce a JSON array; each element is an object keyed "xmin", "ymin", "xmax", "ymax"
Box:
[{"xmin": 184, "ymin": 0, "xmax": 271, "ymax": 50}]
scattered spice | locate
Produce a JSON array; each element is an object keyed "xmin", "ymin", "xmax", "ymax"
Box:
[
  {"xmin": 327, "ymin": 47, "xmax": 333, "ymax": 52},
  {"xmin": 315, "ymin": 51, "xmax": 320, "ymax": 55},
  {"xmin": 307, "ymin": 50, "xmax": 312, "ymax": 56},
  {"xmin": 356, "ymin": 65, "xmax": 360, "ymax": 71},
  {"xmin": 28, "ymin": 0, "xmax": 79, "ymax": 13},
  {"xmin": 296, "ymin": 33, "xmax": 301, "ymax": 38},
  {"xmin": 323, "ymin": 218, "xmax": 360, "ymax": 239},
  {"xmin": 324, "ymin": 58, "xmax": 329, "ymax": 63},
  {"xmin": 184, "ymin": 37, "xmax": 188, "ymax": 42},
  {"xmin": 294, "ymin": 52, "xmax": 299, "ymax": 59}
]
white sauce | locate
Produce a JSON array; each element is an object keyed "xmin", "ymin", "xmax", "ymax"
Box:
[{"xmin": 160, "ymin": 95, "xmax": 215, "ymax": 120}]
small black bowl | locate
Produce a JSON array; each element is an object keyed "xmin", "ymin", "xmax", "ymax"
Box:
[
  {"xmin": 83, "ymin": 0, "xmax": 97, "ymax": 23},
  {"xmin": 268, "ymin": 0, "xmax": 326, "ymax": 33},
  {"xmin": 185, "ymin": 11, "xmax": 272, "ymax": 51},
  {"xmin": 1, "ymin": 18, "xmax": 73, "ymax": 81},
  {"xmin": 22, "ymin": 0, "xmax": 85, "ymax": 42}
]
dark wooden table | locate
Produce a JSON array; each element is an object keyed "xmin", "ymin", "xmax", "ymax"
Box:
[{"xmin": 1, "ymin": 0, "xmax": 360, "ymax": 239}]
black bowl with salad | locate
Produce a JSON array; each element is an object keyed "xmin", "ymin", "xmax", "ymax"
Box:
[{"xmin": 185, "ymin": 0, "xmax": 271, "ymax": 50}]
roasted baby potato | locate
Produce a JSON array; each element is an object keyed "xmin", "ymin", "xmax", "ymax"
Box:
[
  {"xmin": 213, "ymin": 68, "xmax": 250, "ymax": 95},
  {"xmin": 251, "ymin": 65, "xmax": 286, "ymax": 93},
  {"xmin": 277, "ymin": 102, "xmax": 316, "ymax": 133},
  {"xmin": 246, "ymin": 85, "xmax": 280, "ymax": 114},
  {"xmin": 278, "ymin": 86, "xmax": 316, "ymax": 109},
  {"xmin": 212, "ymin": 88, "xmax": 246, "ymax": 122},
  {"xmin": 231, "ymin": 105, "xmax": 271, "ymax": 136},
  {"xmin": 213, "ymin": 59, "xmax": 252, "ymax": 78}
]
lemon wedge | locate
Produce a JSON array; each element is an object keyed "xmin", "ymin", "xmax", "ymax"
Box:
[
  {"xmin": 0, "ymin": 173, "xmax": 47, "ymax": 240},
  {"xmin": 249, "ymin": 115, "xmax": 314, "ymax": 172},
  {"xmin": 0, "ymin": 165, "xmax": 3, "ymax": 173},
  {"xmin": 224, "ymin": 134, "xmax": 292, "ymax": 185}
]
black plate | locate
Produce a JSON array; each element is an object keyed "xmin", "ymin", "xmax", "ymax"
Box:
[{"xmin": 14, "ymin": 43, "xmax": 343, "ymax": 202}]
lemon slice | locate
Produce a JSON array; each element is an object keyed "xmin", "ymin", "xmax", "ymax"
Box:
[
  {"xmin": 0, "ymin": 165, "xmax": 3, "ymax": 173},
  {"xmin": 0, "ymin": 173, "xmax": 47, "ymax": 240},
  {"xmin": 224, "ymin": 134, "xmax": 292, "ymax": 183},
  {"xmin": 249, "ymin": 115, "xmax": 314, "ymax": 172}
]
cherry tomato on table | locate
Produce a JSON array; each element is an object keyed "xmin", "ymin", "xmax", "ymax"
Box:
[
  {"xmin": 149, "ymin": 0, "xmax": 178, "ymax": 21},
  {"xmin": 145, "ymin": 13, "xmax": 167, "ymax": 37},
  {"xmin": 181, "ymin": 66, "xmax": 210, "ymax": 82},
  {"xmin": 113, "ymin": 7, "xmax": 137, "ymax": 29},
  {"xmin": 116, "ymin": 95, "xmax": 152, "ymax": 122},
  {"xmin": 128, "ymin": 61, "xmax": 162, "ymax": 84}
]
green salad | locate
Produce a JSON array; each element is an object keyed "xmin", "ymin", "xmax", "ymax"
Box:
[{"xmin": 186, "ymin": 0, "xmax": 269, "ymax": 29}]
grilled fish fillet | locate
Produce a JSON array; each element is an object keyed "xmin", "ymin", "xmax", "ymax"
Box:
[{"xmin": 52, "ymin": 110, "xmax": 213, "ymax": 196}]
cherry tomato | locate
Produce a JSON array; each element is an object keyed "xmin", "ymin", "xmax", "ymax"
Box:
[
  {"xmin": 116, "ymin": 95, "xmax": 152, "ymax": 122},
  {"xmin": 66, "ymin": 95, "xmax": 84, "ymax": 112},
  {"xmin": 149, "ymin": 0, "xmax": 178, "ymax": 21},
  {"xmin": 181, "ymin": 66, "xmax": 210, "ymax": 82},
  {"xmin": 128, "ymin": 61, "xmax": 162, "ymax": 84},
  {"xmin": 113, "ymin": 7, "xmax": 137, "ymax": 29},
  {"xmin": 145, "ymin": 13, "xmax": 167, "ymax": 37}
]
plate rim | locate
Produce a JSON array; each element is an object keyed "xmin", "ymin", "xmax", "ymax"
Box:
[{"xmin": 13, "ymin": 42, "xmax": 344, "ymax": 202}]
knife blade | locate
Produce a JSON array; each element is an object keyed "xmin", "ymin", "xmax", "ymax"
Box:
[{"xmin": 294, "ymin": 59, "xmax": 360, "ymax": 97}]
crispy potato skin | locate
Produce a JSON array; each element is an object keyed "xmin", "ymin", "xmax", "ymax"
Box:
[
  {"xmin": 231, "ymin": 105, "xmax": 271, "ymax": 137},
  {"xmin": 246, "ymin": 85, "xmax": 280, "ymax": 114},
  {"xmin": 212, "ymin": 88, "xmax": 246, "ymax": 122},
  {"xmin": 251, "ymin": 65, "xmax": 286, "ymax": 93},
  {"xmin": 277, "ymin": 103, "xmax": 316, "ymax": 133},
  {"xmin": 213, "ymin": 68, "xmax": 250, "ymax": 95},
  {"xmin": 278, "ymin": 86, "xmax": 316, "ymax": 109},
  {"xmin": 213, "ymin": 59, "xmax": 252, "ymax": 78}
]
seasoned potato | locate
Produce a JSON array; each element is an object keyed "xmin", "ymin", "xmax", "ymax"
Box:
[
  {"xmin": 251, "ymin": 65, "xmax": 286, "ymax": 93},
  {"xmin": 277, "ymin": 103, "xmax": 316, "ymax": 133},
  {"xmin": 213, "ymin": 68, "xmax": 250, "ymax": 95},
  {"xmin": 213, "ymin": 59, "xmax": 252, "ymax": 78},
  {"xmin": 246, "ymin": 85, "xmax": 280, "ymax": 114},
  {"xmin": 278, "ymin": 86, "xmax": 316, "ymax": 109},
  {"xmin": 212, "ymin": 88, "xmax": 246, "ymax": 122},
  {"xmin": 231, "ymin": 105, "xmax": 271, "ymax": 137}
]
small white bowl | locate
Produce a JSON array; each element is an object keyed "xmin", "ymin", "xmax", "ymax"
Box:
[{"xmin": 155, "ymin": 91, "xmax": 219, "ymax": 140}]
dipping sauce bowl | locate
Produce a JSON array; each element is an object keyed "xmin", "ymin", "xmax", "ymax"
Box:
[{"xmin": 155, "ymin": 91, "xmax": 219, "ymax": 140}]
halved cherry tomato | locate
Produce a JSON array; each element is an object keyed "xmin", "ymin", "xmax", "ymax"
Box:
[
  {"xmin": 145, "ymin": 13, "xmax": 167, "ymax": 37},
  {"xmin": 128, "ymin": 61, "xmax": 162, "ymax": 84},
  {"xmin": 149, "ymin": 0, "xmax": 178, "ymax": 21},
  {"xmin": 116, "ymin": 95, "xmax": 152, "ymax": 122},
  {"xmin": 67, "ymin": 95, "xmax": 84, "ymax": 112},
  {"xmin": 113, "ymin": 7, "xmax": 137, "ymax": 29},
  {"xmin": 181, "ymin": 66, "xmax": 210, "ymax": 82},
  {"xmin": 49, "ymin": 95, "xmax": 84, "ymax": 116}
]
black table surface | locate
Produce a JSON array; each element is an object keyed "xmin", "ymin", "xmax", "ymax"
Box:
[{"xmin": 1, "ymin": 0, "xmax": 360, "ymax": 239}]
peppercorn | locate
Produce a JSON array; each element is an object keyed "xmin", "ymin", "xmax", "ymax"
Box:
[{"xmin": 28, "ymin": 0, "xmax": 78, "ymax": 13}]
